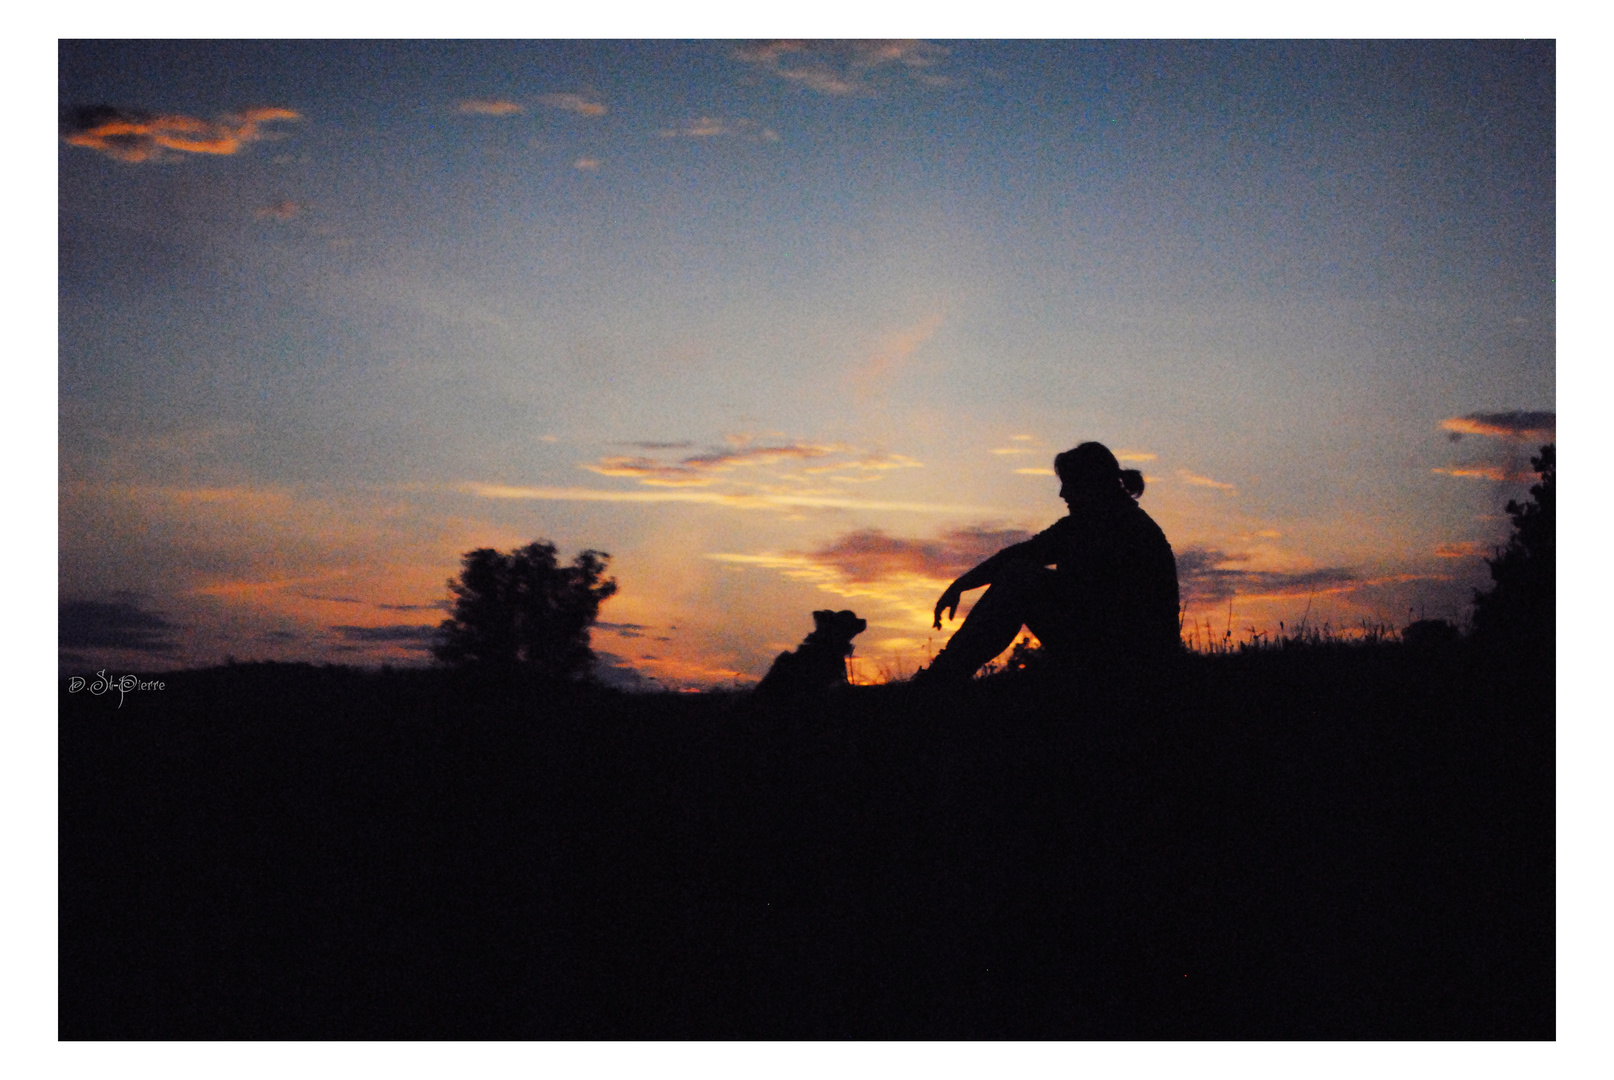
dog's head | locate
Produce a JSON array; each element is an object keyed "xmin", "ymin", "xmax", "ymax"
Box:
[{"xmin": 807, "ymin": 609, "xmax": 867, "ymax": 654}]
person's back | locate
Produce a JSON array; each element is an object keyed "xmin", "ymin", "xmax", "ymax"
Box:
[
  {"xmin": 1036, "ymin": 497, "xmax": 1179, "ymax": 661},
  {"xmin": 917, "ymin": 441, "xmax": 1180, "ymax": 686}
]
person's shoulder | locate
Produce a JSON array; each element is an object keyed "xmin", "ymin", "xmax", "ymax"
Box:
[
  {"xmin": 1039, "ymin": 514, "xmax": 1076, "ymax": 539},
  {"xmin": 1128, "ymin": 503, "xmax": 1173, "ymax": 546}
]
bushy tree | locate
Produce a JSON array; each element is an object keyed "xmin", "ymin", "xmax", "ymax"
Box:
[
  {"xmin": 1472, "ymin": 444, "xmax": 1554, "ymax": 653},
  {"xmin": 434, "ymin": 541, "xmax": 618, "ymax": 680}
]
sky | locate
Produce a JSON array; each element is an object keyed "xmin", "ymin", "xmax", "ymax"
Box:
[{"xmin": 57, "ymin": 39, "xmax": 1556, "ymax": 687}]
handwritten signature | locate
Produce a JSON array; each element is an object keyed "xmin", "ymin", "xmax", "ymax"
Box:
[{"xmin": 67, "ymin": 671, "xmax": 165, "ymax": 708}]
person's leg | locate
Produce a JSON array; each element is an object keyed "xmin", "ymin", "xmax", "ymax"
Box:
[{"xmin": 922, "ymin": 563, "xmax": 1061, "ymax": 681}]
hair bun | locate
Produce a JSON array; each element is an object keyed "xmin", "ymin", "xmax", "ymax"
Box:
[{"xmin": 1120, "ymin": 469, "xmax": 1145, "ymax": 500}]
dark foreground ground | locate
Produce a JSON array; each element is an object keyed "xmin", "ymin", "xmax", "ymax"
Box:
[{"xmin": 60, "ymin": 643, "xmax": 1553, "ymax": 1039}]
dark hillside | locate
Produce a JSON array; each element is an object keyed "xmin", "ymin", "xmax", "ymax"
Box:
[{"xmin": 60, "ymin": 645, "xmax": 1552, "ymax": 1039}]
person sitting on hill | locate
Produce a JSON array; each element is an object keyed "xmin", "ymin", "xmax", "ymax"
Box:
[{"xmin": 914, "ymin": 441, "xmax": 1180, "ymax": 686}]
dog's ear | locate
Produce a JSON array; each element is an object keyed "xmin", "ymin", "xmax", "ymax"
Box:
[{"xmin": 811, "ymin": 610, "xmax": 833, "ymax": 629}]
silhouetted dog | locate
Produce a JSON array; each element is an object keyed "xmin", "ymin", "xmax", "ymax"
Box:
[{"xmin": 755, "ymin": 610, "xmax": 867, "ymax": 697}]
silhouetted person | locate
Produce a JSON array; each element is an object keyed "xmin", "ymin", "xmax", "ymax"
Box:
[{"xmin": 915, "ymin": 442, "xmax": 1179, "ymax": 686}]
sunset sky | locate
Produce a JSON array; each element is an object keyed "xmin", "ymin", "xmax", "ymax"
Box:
[{"xmin": 58, "ymin": 39, "xmax": 1556, "ymax": 687}]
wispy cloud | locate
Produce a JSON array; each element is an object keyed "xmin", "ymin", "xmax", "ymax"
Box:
[
  {"xmin": 732, "ymin": 40, "xmax": 953, "ymax": 96},
  {"xmin": 1433, "ymin": 541, "xmax": 1489, "ymax": 559},
  {"xmin": 801, "ymin": 452, "xmax": 923, "ymax": 476},
  {"xmin": 577, "ymin": 439, "xmax": 924, "ymax": 497},
  {"xmin": 465, "ymin": 483, "xmax": 988, "ymax": 515},
  {"xmin": 1015, "ymin": 467, "xmax": 1057, "ymax": 476},
  {"xmin": 1431, "ymin": 465, "xmax": 1532, "ymax": 482},
  {"xmin": 583, "ymin": 440, "xmax": 850, "ymax": 487},
  {"xmin": 1175, "ymin": 547, "xmax": 1357, "ymax": 603},
  {"xmin": 850, "ymin": 315, "xmax": 943, "ymax": 399},
  {"xmin": 62, "ymin": 104, "xmax": 300, "ymax": 163},
  {"xmin": 537, "ymin": 92, "xmax": 607, "ymax": 117},
  {"xmin": 573, "ymin": 157, "xmax": 602, "ymax": 170},
  {"xmin": 707, "ymin": 524, "xmax": 1032, "ymax": 629},
  {"xmin": 1116, "ymin": 451, "xmax": 1158, "ymax": 462},
  {"xmin": 1178, "ymin": 470, "xmax": 1237, "ymax": 492},
  {"xmin": 331, "ymin": 624, "xmax": 439, "ymax": 648},
  {"xmin": 1440, "ymin": 411, "xmax": 1555, "ymax": 442},
  {"xmin": 808, "ymin": 526, "xmax": 1034, "ymax": 583},
  {"xmin": 457, "ymin": 98, "xmax": 524, "ymax": 116},
  {"xmin": 253, "ymin": 200, "xmax": 305, "ymax": 221},
  {"xmin": 658, "ymin": 116, "xmax": 779, "ymax": 141}
]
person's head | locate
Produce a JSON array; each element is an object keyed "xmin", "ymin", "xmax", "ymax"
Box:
[{"xmin": 1053, "ymin": 442, "xmax": 1145, "ymax": 509}]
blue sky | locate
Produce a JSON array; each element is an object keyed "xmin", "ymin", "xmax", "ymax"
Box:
[{"xmin": 58, "ymin": 39, "xmax": 1556, "ymax": 685}]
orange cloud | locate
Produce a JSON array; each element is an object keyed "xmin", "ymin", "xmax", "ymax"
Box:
[
  {"xmin": 1434, "ymin": 541, "xmax": 1489, "ymax": 559},
  {"xmin": 1116, "ymin": 451, "xmax": 1157, "ymax": 462},
  {"xmin": 658, "ymin": 116, "xmax": 779, "ymax": 141},
  {"xmin": 732, "ymin": 40, "xmax": 951, "ymax": 96},
  {"xmin": 62, "ymin": 105, "xmax": 300, "ymax": 162},
  {"xmin": 1015, "ymin": 467, "xmax": 1056, "ymax": 476},
  {"xmin": 458, "ymin": 99, "xmax": 524, "ymax": 116},
  {"xmin": 537, "ymin": 93, "xmax": 607, "ymax": 117},
  {"xmin": 1439, "ymin": 411, "xmax": 1554, "ymax": 441},
  {"xmin": 574, "ymin": 157, "xmax": 602, "ymax": 170}
]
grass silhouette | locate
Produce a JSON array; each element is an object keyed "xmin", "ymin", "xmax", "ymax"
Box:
[{"xmin": 60, "ymin": 631, "xmax": 1551, "ymax": 1039}]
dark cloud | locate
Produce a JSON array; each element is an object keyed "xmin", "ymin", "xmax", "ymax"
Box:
[
  {"xmin": 596, "ymin": 621, "xmax": 653, "ymax": 639},
  {"xmin": 62, "ymin": 104, "xmax": 300, "ymax": 163},
  {"xmin": 331, "ymin": 624, "xmax": 440, "ymax": 649},
  {"xmin": 1440, "ymin": 411, "xmax": 1555, "ymax": 441},
  {"xmin": 593, "ymin": 651, "xmax": 662, "ymax": 692},
  {"xmin": 299, "ymin": 593, "xmax": 365, "ymax": 604},
  {"xmin": 376, "ymin": 602, "xmax": 447, "ymax": 612},
  {"xmin": 1175, "ymin": 548, "xmax": 1358, "ymax": 603},
  {"xmin": 60, "ymin": 600, "xmax": 179, "ymax": 653},
  {"xmin": 617, "ymin": 441, "xmax": 694, "ymax": 450},
  {"xmin": 809, "ymin": 526, "xmax": 1035, "ymax": 583}
]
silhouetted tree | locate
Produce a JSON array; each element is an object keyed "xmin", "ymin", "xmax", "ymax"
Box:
[
  {"xmin": 434, "ymin": 541, "xmax": 618, "ymax": 680},
  {"xmin": 1472, "ymin": 444, "xmax": 1554, "ymax": 655}
]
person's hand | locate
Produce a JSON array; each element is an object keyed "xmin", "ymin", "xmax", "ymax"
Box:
[{"xmin": 933, "ymin": 584, "xmax": 963, "ymax": 629}]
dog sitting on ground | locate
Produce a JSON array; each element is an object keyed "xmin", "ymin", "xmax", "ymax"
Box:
[{"xmin": 755, "ymin": 610, "xmax": 867, "ymax": 697}]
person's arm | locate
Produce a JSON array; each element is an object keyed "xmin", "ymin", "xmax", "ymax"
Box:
[{"xmin": 932, "ymin": 538, "xmax": 1043, "ymax": 629}]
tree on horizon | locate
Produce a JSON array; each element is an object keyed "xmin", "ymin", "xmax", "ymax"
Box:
[
  {"xmin": 434, "ymin": 541, "xmax": 618, "ymax": 681},
  {"xmin": 1472, "ymin": 443, "xmax": 1554, "ymax": 658}
]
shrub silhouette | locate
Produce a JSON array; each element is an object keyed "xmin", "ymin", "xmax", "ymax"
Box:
[
  {"xmin": 1472, "ymin": 444, "xmax": 1554, "ymax": 655},
  {"xmin": 434, "ymin": 541, "xmax": 617, "ymax": 680}
]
